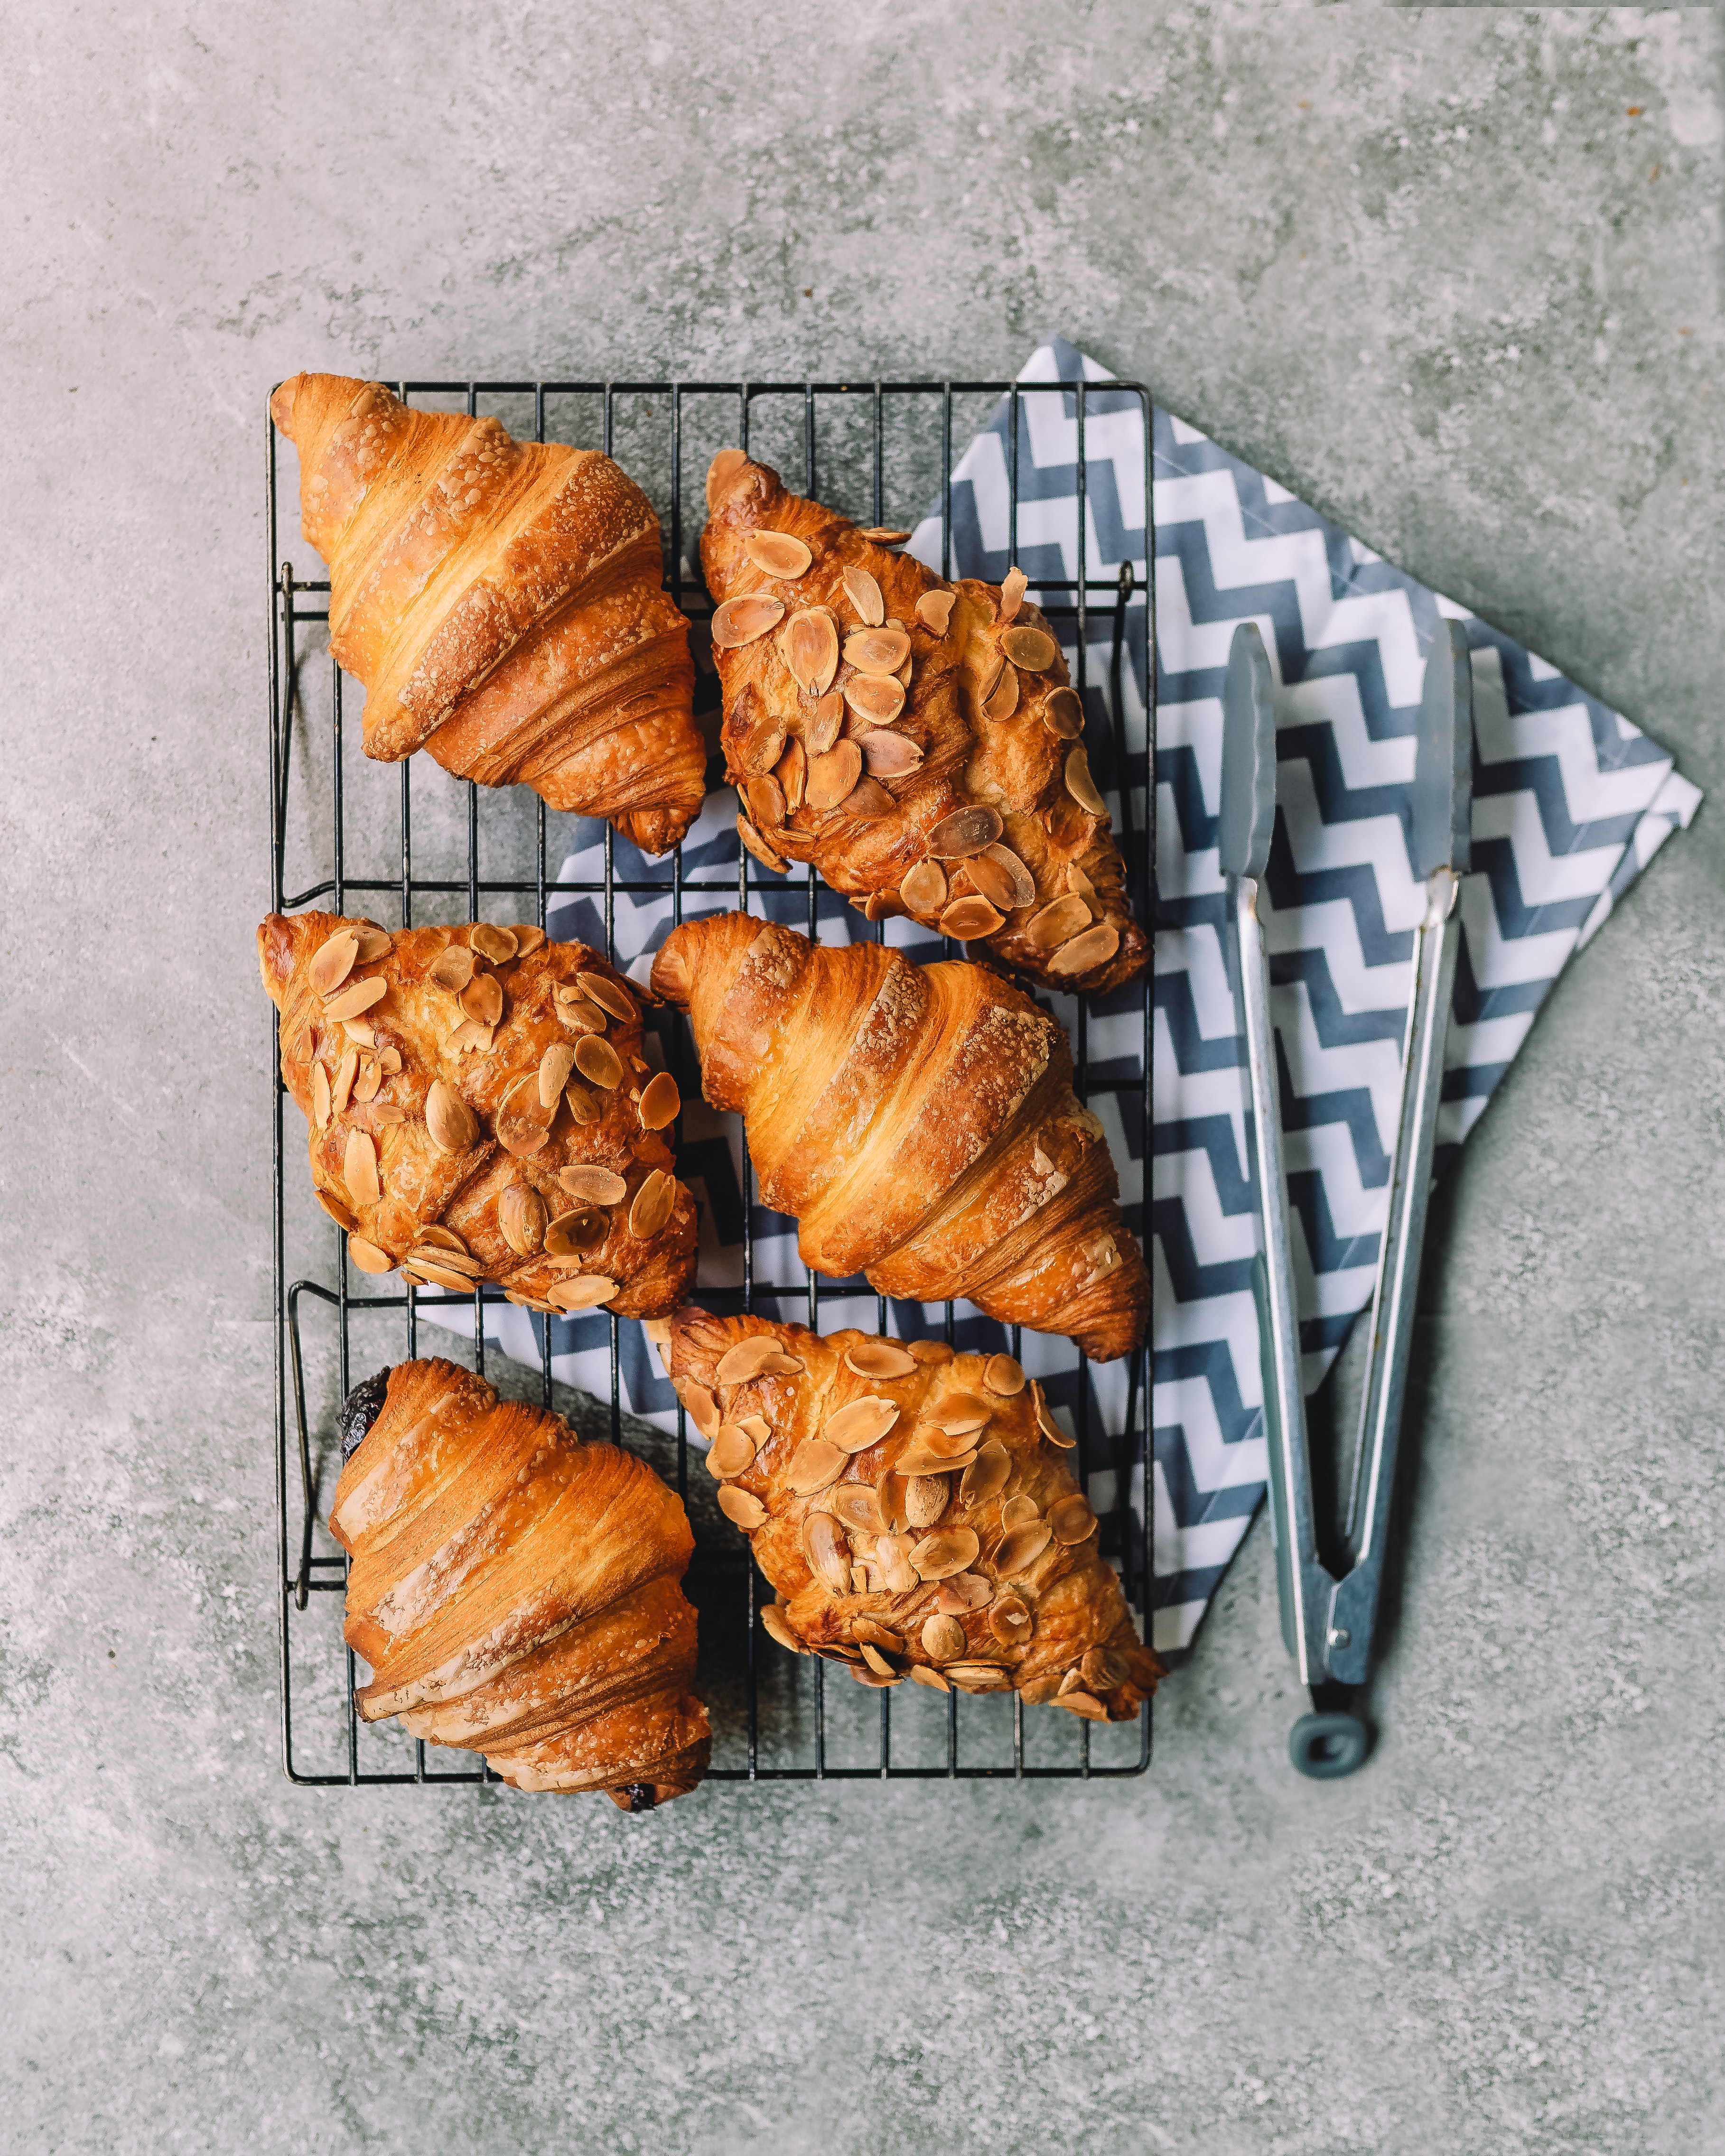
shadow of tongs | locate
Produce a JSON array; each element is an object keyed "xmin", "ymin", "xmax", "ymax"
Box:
[{"xmin": 1220, "ymin": 619, "xmax": 1474, "ymax": 1779}]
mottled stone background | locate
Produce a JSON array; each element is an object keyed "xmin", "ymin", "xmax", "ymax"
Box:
[{"xmin": 2, "ymin": 5, "xmax": 1721, "ymax": 2150}]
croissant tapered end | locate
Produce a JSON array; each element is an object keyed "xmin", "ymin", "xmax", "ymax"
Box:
[
  {"xmin": 699, "ymin": 455, "xmax": 1148, "ymax": 996},
  {"xmin": 256, "ymin": 911, "xmax": 306, "ymax": 1009},
  {"xmin": 651, "ymin": 913, "xmax": 1150, "ymax": 1362},
  {"xmin": 332, "ymin": 1358, "xmax": 710, "ymax": 1803},
  {"xmin": 660, "ymin": 1308, "xmax": 1161, "ymax": 1720}
]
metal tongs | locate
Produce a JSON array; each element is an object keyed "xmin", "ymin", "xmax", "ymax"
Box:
[{"xmin": 1221, "ymin": 619, "xmax": 1474, "ymax": 1777}]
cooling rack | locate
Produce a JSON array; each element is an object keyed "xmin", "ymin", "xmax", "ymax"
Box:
[{"xmin": 268, "ymin": 376, "xmax": 1156, "ymax": 1786}]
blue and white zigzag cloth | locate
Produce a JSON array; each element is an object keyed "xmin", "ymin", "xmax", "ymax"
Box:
[{"xmin": 433, "ymin": 337, "xmax": 1698, "ymax": 1660}]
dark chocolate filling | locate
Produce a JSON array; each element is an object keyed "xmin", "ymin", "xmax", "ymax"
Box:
[{"xmin": 339, "ymin": 1369, "xmax": 392, "ymax": 1460}]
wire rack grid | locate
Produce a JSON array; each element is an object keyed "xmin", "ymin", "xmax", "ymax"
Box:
[{"xmin": 269, "ymin": 374, "xmax": 1157, "ymax": 1787}]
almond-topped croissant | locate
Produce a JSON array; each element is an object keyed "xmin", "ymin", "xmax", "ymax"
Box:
[
  {"xmin": 700, "ymin": 449, "xmax": 1148, "ymax": 995},
  {"xmin": 654, "ymin": 1310, "xmax": 1159, "ymax": 1719},
  {"xmin": 271, "ymin": 374, "xmax": 705, "ymax": 854},
  {"xmin": 259, "ymin": 911, "xmax": 698, "ymax": 1318},
  {"xmin": 333, "ymin": 1358, "xmax": 710, "ymax": 1804},
  {"xmin": 651, "ymin": 914, "xmax": 1149, "ymax": 1362}
]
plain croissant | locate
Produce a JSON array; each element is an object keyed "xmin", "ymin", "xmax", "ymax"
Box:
[
  {"xmin": 700, "ymin": 450, "xmax": 1149, "ymax": 994},
  {"xmin": 271, "ymin": 373, "xmax": 706, "ymax": 854},
  {"xmin": 259, "ymin": 911, "xmax": 697, "ymax": 1318},
  {"xmin": 653, "ymin": 1310, "xmax": 1159, "ymax": 1719},
  {"xmin": 650, "ymin": 914, "xmax": 1149, "ymax": 1362},
  {"xmin": 332, "ymin": 1358, "xmax": 710, "ymax": 1804}
]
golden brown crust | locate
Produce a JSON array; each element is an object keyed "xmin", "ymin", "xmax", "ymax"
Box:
[
  {"xmin": 259, "ymin": 911, "xmax": 698, "ymax": 1318},
  {"xmin": 270, "ymin": 373, "xmax": 705, "ymax": 854},
  {"xmin": 699, "ymin": 452, "xmax": 1147, "ymax": 993},
  {"xmin": 651, "ymin": 914, "xmax": 1149, "ymax": 1362},
  {"xmin": 330, "ymin": 1358, "xmax": 709, "ymax": 1802},
  {"xmin": 661, "ymin": 1309, "xmax": 1160, "ymax": 1718}
]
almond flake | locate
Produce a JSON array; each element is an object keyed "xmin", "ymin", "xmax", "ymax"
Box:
[
  {"xmin": 743, "ymin": 530, "xmax": 813, "ymax": 579},
  {"xmin": 1055, "ymin": 1690, "xmax": 1110, "ymax": 1721},
  {"xmin": 1018, "ymin": 1673, "xmax": 1065, "ymax": 1706},
  {"xmin": 330, "ymin": 1049, "xmax": 360, "ymax": 1116},
  {"xmin": 707, "ymin": 446, "xmax": 749, "ymax": 504},
  {"xmin": 377, "ymin": 1047, "xmax": 403, "ymax": 1074},
  {"xmin": 1044, "ymin": 686, "xmax": 1085, "ymax": 740},
  {"xmin": 782, "ymin": 610, "xmax": 840, "ymax": 697},
  {"xmin": 1033, "ymin": 1386, "xmax": 1077, "ymax": 1450},
  {"xmin": 999, "ymin": 1493, "xmax": 1040, "ymax": 1531},
  {"xmin": 1026, "ymin": 894, "xmax": 1092, "ymax": 951},
  {"xmin": 565, "ymin": 1082, "xmax": 600, "ymax": 1125},
  {"xmin": 718, "ymin": 1484, "xmax": 767, "ymax": 1532},
  {"xmin": 738, "ymin": 818, "xmax": 788, "ymax": 873},
  {"xmin": 923, "ymin": 1394, "xmax": 993, "ymax": 1434},
  {"xmin": 840, "ymin": 565, "xmax": 885, "ymax": 626},
  {"xmin": 311, "ymin": 1061, "xmax": 332, "ymax": 1128},
  {"xmin": 939, "ymin": 896, "xmax": 1003, "ymax": 942},
  {"xmin": 344, "ymin": 1129, "xmax": 380, "ymax": 1208},
  {"xmin": 893, "ymin": 1443, "xmax": 978, "ymax": 1480},
  {"xmin": 858, "ymin": 1642, "xmax": 898, "ymax": 1679},
  {"xmin": 705, "ymin": 1422, "xmax": 756, "ymax": 1478},
  {"xmin": 761, "ymin": 1605, "xmax": 804, "ymax": 1653},
  {"xmin": 801, "ymin": 1510, "xmax": 851, "ymax": 1593},
  {"xmin": 1082, "ymin": 1646, "xmax": 1128, "ymax": 1693},
  {"xmin": 537, "ymin": 1042, "xmax": 576, "ymax": 1109},
  {"xmin": 309, "ymin": 929, "xmax": 360, "ymax": 998},
  {"xmin": 496, "ymin": 1075, "xmax": 552, "ymax": 1158},
  {"xmin": 558, "ymin": 1166, "xmax": 626, "ymax": 1206},
  {"xmin": 775, "ymin": 736, "xmax": 808, "ymax": 814},
  {"xmin": 636, "ymin": 1071, "xmax": 680, "ymax": 1132},
  {"xmin": 921, "ymin": 1613, "xmax": 966, "ymax": 1662},
  {"xmin": 911, "ymin": 1664, "xmax": 951, "ymax": 1692},
  {"xmin": 899, "ymin": 860, "xmax": 948, "ymax": 916},
  {"xmin": 715, "ymin": 1335, "xmax": 798, "ymax": 1387},
  {"xmin": 786, "ymin": 1439, "xmax": 845, "ymax": 1496},
  {"xmin": 628, "ymin": 1168, "xmax": 675, "ymax": 1240},
  {"xmin": 1050, "ymin": 923, "xmax": 1121, "ymax": 977},
  {"xmin": 347, "ymin": 1235, "xmax": 392, "ymax": 1274},
  {"xmin": 680, "ymin": 1381, "xmax": 721, "ymax": 1440},
  {"xmin": 822, "ymin": 1396, "xmax": 901, "ymax": 1454},
  {"xmin": 1001, "ymin": 625, "xmax": 1057, "ymax": 672},
  {"xmin": 839, "ymin": 777, "xmax": 895, "ymax": 821},
  {"xmin": 945, "ymin": 1663, "xmax": 1011, "ymax": 1691},
  {"xmin": 959, "ymin": 1441, "xmax": 1011, "ymax": 1509},
  {"xmin": 858, "ymin": 729, "xmax": 922, "ymax": 778},
  {"xmin": 983, "ymin": 1353, "xmax": 1026, "ymax": 1397},
  {"xmin": 909, "ymin": 1526, "xmax": 980, "ymax": 1582},
  {"xmin": 831, "ymin": 1483, "xmax": 888, "ymax": 1535},
  {"xmin": 370, "ymin": 1103, "xmax": 407, "ymax": 1127},
  {"xmin": 843, "ymin": 1341, "xmax": 917, "ymax": 1380},
  {"xmin": 430, "ymin": 946, "xmax": 476, "ymax": 992},
  {"xmin": 1064, "ymin": 743, "xmax": 1108, "ymax": 817},
  {"xmin": 317, "ymin": 1191, "xmax": 357, "ymax": 1233},
  {"xmin": 1049, "ymin": 1493, "xmax": 1099, "ymax": 1545},
  {"xmin": 411, "ymin": 1259, "xmax": 478, "ymax": 1293},
  {"xmin": 322, "ymin": 975, "xmax": 388, "ymax": 1023},
  {"xmin": 712, "ymin": 595, "xmax": 785, "ymax": 649},
  {"xmin": 573, "ymin": 1036, "xmax": 623, "ymax": 1090},
  {"xmin": 981, "ymin": 661, "xmax": 1019, "ymax": 724},
  {"xmin": 545, "ymin": 1274, "xmax": 616, "ymax": 1312},
  {"xmin": 934, "ymin": 1572, "xmax": 994, "ymax": 1615},
  {"xmin": 843, "ymin": 627, "xmax": 910, "ymax": 675},
  {"xmin": 914, "ymin": 590, "xmax": 955, "ymax": 636},
  {"xmin": 926, "ymin": 804, "xmax": 1004, "ymax": 859},
  {"xmin": 840, "ymin": 673, "xmax": 905, "ymax": 727},
  {"xmin": 342, "ymin": 1020, "xmax": 376, "ymax": 1049},
  {"xmin": 1066, "ymin": 861, "xmax": 1097, "ymax": 904},
  {"xmin": 904, "ymin": 1475, "xmax": 949, "ymax": 1530},
  {"xmin": 805, "ymin": 739, "xmax": 862, "ymax": 811},
  {"xmin": 909, "ymin": 1339, "xmax": 955, "ymax": 1365},
  {"xmin": 511, "ymin": 925, "xmax": 547, "ymax": 955},
  {"xmin": 458, "ymin": 973, "xmax": 504, "ymax": 1027},
  {"xmin": 499, "ymin": 1183, "xmax": 547, "ymax": 1257},
  {"xmin": 858, "ymin": 527, "xmax": 912, "ymax": 545},
  {"xmin": 350, "ymin": 925, "xmax": 392, "ymax": 962},
  {"xmin": 544, "ymin": 1207, "xmax": 606, "ymax": 1258},
  {"xmin": 999, "ymin": 566, "xmax": 1028, "ymax": 623},
  {"xmin": 353, "ymin": 1059, "xmax": 382, "ymax": 1105},
  {"xmin": 996, "ymin": 1521, "xmax": 1053, "ymax": 1577},
  {"xmin": 424, "ymin": 1079, "xmax": 479, "ymax": 1153},
  {"xmin": 470, "ymin": 923, "xmax": 518, "ymax": 964}
]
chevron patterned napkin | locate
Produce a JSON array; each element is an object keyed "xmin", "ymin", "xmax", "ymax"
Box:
[{"xmin": 429, "ymin": 338, "xmax": 1698, "ymax": 1659}]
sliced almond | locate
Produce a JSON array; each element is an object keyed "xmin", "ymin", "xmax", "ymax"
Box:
[
  {"xmin": 538, "ymin": 1042, "xmax": 577, "ymax": 1109},
  {"xmin": 923, "ymin": 1394, "xmax": 993, "ymax": 1435},
  {"xmin": 899, "ymin": 860, "xmax": 947, "ymax": 915},
  {"xmin": 875, "ymin": 1531, "xmax": 919, "ymax": 1594},
  {"xmin": 904, "ymin": 1475, "xmax": 949, "ymax": 1530},
  {"xmin": 831, "ymin": 1482, "xmax": 888, "ymax": 1535},
  {"xmin": 960, "ymin": 1441, "xmax": 1011, "ymax": 1509},
  {"xmin": 744, "ymin": 530, "xmax": 812, "ymax": 579},
  {"xmin": 850, "ymin": 1619, "xmax": 902, "ymax": 1654},
  {"xmin": 1082, "ymin": 1645, "xmax": 1128, "ymax": 1693},
  {"xmin": 893, "ymin": 1443, "xmax": 978, "ymax": 1480},
  {"xmin": 1066, "ymin": 861, "xmax": 1098, "ymax": 904},
  {"xmin": 573, "ymin": 1036, "xmax": 623, "ymax": 1090},
  {"xmin": 342, "ymin": 1019, "xmax": 376, "ymax": 1049},
  {"xmin": 840, "ymin": 564, "xmax": 885, "ymax": 626},
  {"xmin": 430, "ymin": 945, "xmax": 476, "ymax": 992},
  {"xmin": 738, "ymin": 815, "xmax": 788, "ymax": 875},
  {"xmin": 577, "ymin": 973, "xmax": 636, "ymax": 1022},
  {"xmin": 857, "ymin": 1642, "xmax": 899, "ymax": 1680},
  {"xmin": 545, "ymin": 1274, "xmax": 616, "ymax": 1312},
  {"xmin": 963, "ymin": 851, "xmax": 1019, "ymax": 912},
  {"xmin": 351, "ymin": 924, "xmax": 391, "ymax": 961},
  {"xmin": 1001, "ymin": 624, "xmax": 1058, "ymax": 672},
  {"xmin": 999, "ymin": 1493, "xmax": 1040, "ymax": 1532},
  {"xmin": 803, "ymin": 689, "xmax": 845, "ymax": 754},
  {"xmin": 998, "ymin": 566, "xmax": 1028, "ymax": 623},
  {"xmin": 915, "ymin": 589, "xmax": 955, "ymax": 636},
  {"xmin": 782, "ymin": 610, "xmax": 840, "ymax": 697},
  {"xmin": 317, "ymin": 1191, "xmax": 357, "ymax": 1233},
  {"xmin": 680, "ymin": 1381, "xmax": 721, "ymax": 1440},
  {"xmin": 1026, "ymin": 894, "xmax": 1092, "ymax": 951},
  {"xmin": 347, "ymin": 1235, "xmax": 392, "ymax": 1274},
  {"xmin": 712, "ymin": 595, "xmax": 785, "ymax": 648},
  {"xmin": 843, "ymin": 1340, "xmax": 917, "ymax": 1381},
  {"xmin": 775, "ymin": 736, "xmax": 808, "ymax": 814},
  {"xmin": 909, "ymin": 1339, "xmax": 955, "ymax": 1366},
  {"xmin": 716, "ymin": 1335, "xmax": 794, "ymax": 1386},
  {"xmin": 909, "ymin": 1527, "xmax": 980, "ymax": 1582},
  {"xmin": 719, "ymin": 1484, "xmax": 767, "ymax": 1532},
  {"xmin": 946, "ymin": 1663, "xmax": 1010, "ymax": 1691},
  {"xmin": 628, "ymin": 1168, "xmax": 675, "ymax": 1240},
  {"xmin": 843, "ymin": 627, "xmax": 911, "ymax": 675},
  {"xmin": 983, "ymin": 1353, "xmax": 1026, "ymax": 1397},
  {"xmin": 565, "ymin": 1082, "xmax": 600, "ymax": 1125},
  {"xmin": 310, "ymin": 1061, "xmax": 332, "ymax": 1129},
  {"xmin": 544, "ymin": 1207, "xmax": 606, "ymax": 1257},
  {"xmin": 554, "ymin": 992, "xmax": 606, "ymax": 1037},
  {"xmin": 1049, "ymin": 1492, "xmax": 1099, "ymax": 1545},
  {"xmin": 939, "ymin": 896, "xmax": 1003, "ymax": 941},
  {"xmin": 1018, "ymin": 1672, "xmax": 1064, "ymax": 1706},
  {"xmin": 496, "ymin": 1074, "xmax": 552, "ymax": 1158},
  {"xmin": 498, "ymin": 1183, "xmax": 547, "ymax": 1257},
  {"xmin": 376, "ymin": 1046, "xmax": 402, "ymax": 1074},
  {"xmin": 411, "ymin": 1259, "xmax": 477, "ymax": 1293},
  {"xmin": 322, "ymin": 976, "xmax": 387, "ymax": 1023},
  {"xmin": 406, "ymin": 1240, "xmax": 482, "ymax": 1277},
  {"xmin": 979, "ymin": 843, "xmax": 1036, "ymax": 912},
  {"xmin": 921, "ymin": 1613, "xmax": 966, "ymax": 1662},
  {"xmin": 1034, "ymin": 1386, "xmax": 1077, "ymax": 1450},
  {"xmin": 745, "ymin": 772, "xmax": 787, "ymax": 829},
  {"xmin": 805, "ymin": 740, "xmax": 862, "ymax": 810},
  {"xmin": 707, "ymin": 446, "xmax": 749, "ymax": 503},
  {"xmin": 511, "ymin": 925, "xmax": 547, "ymax": 955},
  {"xmin": 558, "ymin": 1165, "xmax": 626, "ymax": 1206},
  {"xmin": 469, "ymin": 924, "xmax": 518, "ymax": 964},
  {"xmin": 840, "ymin": 673, "xmax": 905, "ymax": 727},
  {"xmin": 458, "ymin": 973, "xmax": 503, "ymax": 1027},
  {"xmin": 839, "ymin": 777, "xmax": 895, "ymax": 821},
  {"xmin": 343, "ymin": 1129, "xmax": 380, "ymax": 1208},
  {"xmin": 1064, "ymin": 743, "xmax": 1108, "ymax": 817},
  {"xmin": 351, "ymin": 1059, "xmax": 381, "ymax": 1105},
  {"xmin": 637, "ymin": 1071, "xmax": 680, "ymax": 1131},
  {"xmin": 705, "ymin": 1422, "xmax": 756, "ymax": 1478},
  {"xmin": 309, "ymin": 929, "xmax": 360, "ymax": 998},
  {"xmin": 801, "ymin": 1510, "xmax": 851, "ymax": 1593},
  {"xmin": 414, "ymin": 1225, "xmax": 470, "ymax": 1255},
  {"xmin": 821, "ymin": 1397, "xmax": 901, "ymax": 1454},
  {"xmin": 858, "ymin": 527, "xmax": 911, "ymax": 545},
  {"xmin": 761, "ymin": 1605, "xmax": 804, "ymax": 1653},
  {"xmin": 786, "ymin": 1439, "xmax": 845, "ymax": 1496},
  {"xmin": 858, "ymin": 729, "xmax": 922, "ymax": 778},
  {"xmin": 1044, "ymin": 686, "xmax": 1084, "ymax": 740},
  {"xmin": 1050, "ymin": 923, "xmax": 1121, "ymax": 977},
  {"xmin": 1055, "ymin": 1690, "xmax": 1110, "ymax": 1721},
  {"xmin": 996, "ymin": 1520, "xmax": 1054, "ymax": 1577},
  {"xmin": 981, "ymin": 661, "xmax": 1019, "ymax": 724},
  {"xmin": 935, "ymin": 1572, "xmax": 994, "ymax": 1615},
  {"xmin": 926, "ymin": 804, "xmax": 1004, "ymax": 859}
]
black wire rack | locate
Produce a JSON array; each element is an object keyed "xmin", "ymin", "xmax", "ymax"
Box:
[{"xmin": 269, "ymin": 376, "xmax": 1156, "ymax": 1787}]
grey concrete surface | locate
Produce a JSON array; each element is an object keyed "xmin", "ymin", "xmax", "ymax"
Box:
[{"xmin": 3, "ymin": 4, "xmax": 1722, "ymax": 2150}]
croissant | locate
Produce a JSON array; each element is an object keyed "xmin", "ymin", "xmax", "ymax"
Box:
[
  {"xmin": 650, "ymin": 913, "xmax": 1149, "ymax": 1361},
  {"xmin": 332, "ymin": 1358, "xmax": 709, "ymax": 1804},
  {"xmin": 259, "ymin": 911, "xmax": 698, "ymax": 1318},
  {"xmin": 653, "ymin": 1310, "xmax": 1159, "ymax": 1719},
  {"xmin": 700, "ymin": 450, "xmax": 1149, "ymax": 994},
  {"xmin": 271, "ymin": 373, "xmax": 706, "ymax": 854}
]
